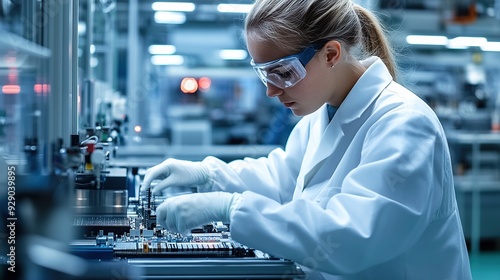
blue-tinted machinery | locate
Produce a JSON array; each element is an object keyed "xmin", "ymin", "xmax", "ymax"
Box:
[
  {"xmin": 0, "ymin": 1, "xmax": 303, "ymax": 279},
  {"xmin": 6, "ymin": 132, "xmax": 304, "ymax": 280}
]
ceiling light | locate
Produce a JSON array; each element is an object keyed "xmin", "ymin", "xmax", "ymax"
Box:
[
  {"xmin": 219, "ymin": 49, "xmax": 248, "ymax": 60},
  {"xmin": 154, "ymin": 12, "xmax": 186, "ymax": 24},
  {"xmin": 152, "ymin": 2, "xmax": 195, "ymax": 12},
  {"xmin": 405, "ymin": 35, "xmax": 448, "ymax": 46},
  {"xmin": 217, "ymin": 4, "xmax": 253, "ymax": 13},
  {"xmin": 481, "ymin": 42, "xmax": 500, "ymax": 52},
  {"xmin": 445, "ymin": 45, "xmax": 469, "ymax": 50},
  {"xmin": 148, "ymin": 45, "xmax": 176, "ymax": 55},
  {"xmin": 447, "ymin": 36, "xmax": 487, "ymax": 48},
  {"xmin": 151, "ymin": 55, "xmax": 184, "ymax": 65}
]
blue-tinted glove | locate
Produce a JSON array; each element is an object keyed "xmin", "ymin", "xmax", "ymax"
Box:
[
  {"xmin": 141, "ymin": 158, "xmax": 211, "ymax": 195},
  {"xmin": 156, "ymin": 192, "xmax": 241, "ymax": 234}
]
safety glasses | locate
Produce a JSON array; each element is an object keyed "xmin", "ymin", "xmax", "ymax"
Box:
[{"xmin": 251, "ymin": 43, "xmax": 323, "ymax": 89}]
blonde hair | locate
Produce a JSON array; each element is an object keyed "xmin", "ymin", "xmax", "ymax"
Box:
[{"xmin": 245, "ymin": 0, "xmax": 397, "ymax": 79}]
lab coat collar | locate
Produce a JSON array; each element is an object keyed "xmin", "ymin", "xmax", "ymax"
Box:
[
  {"xmin": 335, "ymin": 56, "xmax": 393, "ymax": 124},
  {"xmin": 298, "ymin": 57, "xmax": 393, "ymax": 191}
]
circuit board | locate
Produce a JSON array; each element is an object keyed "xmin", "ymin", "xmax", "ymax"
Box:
[{"xmin": 69, "ymin": 187, "xmax": 305, "ymax": 279}]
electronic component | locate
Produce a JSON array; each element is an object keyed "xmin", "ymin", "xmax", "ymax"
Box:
[
  {"xmin": 143, "ymin": 187, "xmax": 157, "ymax": 230},
  {"xmin": 73, "ymin": 216, "xmax": 130, "ymax": 237}
]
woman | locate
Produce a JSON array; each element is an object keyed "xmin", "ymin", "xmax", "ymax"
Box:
[{"xmin": 141, "ymin": 0, "xmax": 472, "ymax": 278}]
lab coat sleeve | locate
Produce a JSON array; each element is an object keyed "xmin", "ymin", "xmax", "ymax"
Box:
[
  {"xmin": 229, "ymin": 109, "xmax": 448, "ymax": 275},
  {"xmin": 200, "ymin": 116, "xmax": 310, "ymax": 204}
]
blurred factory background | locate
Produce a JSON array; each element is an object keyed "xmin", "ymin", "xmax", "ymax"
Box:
[{"xmin": 1, "ymin": 0, "xmax": 500, "ymax": 279}]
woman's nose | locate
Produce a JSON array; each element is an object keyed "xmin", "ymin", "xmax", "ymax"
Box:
[{"xmin": 266, "ymin": 83, "xmax": 283, "ymax": 98}]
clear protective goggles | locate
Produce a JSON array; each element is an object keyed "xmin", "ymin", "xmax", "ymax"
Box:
[{"xmin": 250, "ymin": 44, "xmax": 322, "ymax": 89}]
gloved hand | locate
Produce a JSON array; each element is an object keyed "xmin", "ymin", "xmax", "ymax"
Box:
[
  {"xmin": 141, "ymin": 158, "xmax": 210, "ymax": 195},
  {"xmin": 156, "ymin": 192, "xmax": 241, "ymax": 234}
]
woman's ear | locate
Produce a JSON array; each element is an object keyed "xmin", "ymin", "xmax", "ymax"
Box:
[{"xmin": 324, "ymin": 40, "xmax": 342, "ymax": 67}]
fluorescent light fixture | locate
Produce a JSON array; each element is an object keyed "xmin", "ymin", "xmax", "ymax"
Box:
[
  {"xmin": 152, "ymin": 2, "xmax": 195, "ymax": 12},
  {"xmin": 446, "ymin": 44, "xmax": 468, "ymax": 50},
  {"xmin": 406, "ymin": 35, "xmax": 448, "ymax": 46},
  {"xmin": 481, "ymin": 41, "xmax": 500, "ymax": 52},
  {"xmin": 217, "ymin": 4, "xmax": 253, "ymax": 13},
  {"xmin": 447, "ymin": 36, "xmax": 487, "ymax": 48},
  {"xmin": 151, "ymin": 55, "xmax": 184, "ymax": 65},
  {"xmin": 148, "ymin": 44, "xmax": 176, "ymax": 55},
  {"xmin": 154, "ymin": 12, "xmax": 186, "ymax": 24},
  {"xmin": 219, "ymin": 49, "xmax": 248, "ymax": 60}
]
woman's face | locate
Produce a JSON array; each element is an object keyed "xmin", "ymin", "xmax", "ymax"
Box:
[{"xmin": 247, "ymin": 37, "xmax": 337, "ymax": 116}]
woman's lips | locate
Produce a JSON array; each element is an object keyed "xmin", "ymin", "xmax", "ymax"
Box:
[{"xmin": 282, "ymin": 102, "xmax": 294, "ymax": 108}]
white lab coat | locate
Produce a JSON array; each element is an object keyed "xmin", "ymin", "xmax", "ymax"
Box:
[{"xmin": 202, "ymin": 57, "xmax": 472, "ymax": 279}]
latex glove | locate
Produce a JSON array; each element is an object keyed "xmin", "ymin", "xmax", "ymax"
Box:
[
  {"xmin": 156, "ymin": 192, "xmax": 241, "ymax": 234},
  {"xmin": 141, "ymin": 158, "xmax": 210, "ymax": 195}
]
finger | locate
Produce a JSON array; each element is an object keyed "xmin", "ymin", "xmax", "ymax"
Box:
[
  {"xmin": 151, "ymin": 178, "xmax": 173, "ymax": 195},
  {"xmin": 164, "ymin": 198, "xmax": 180, "ymax": 233},
  {"xmin": 175, "ymin": 194, "xmax": 205, "ymax": 234},
  {"xmin": 139, "ymin": 183, "xmax": 150, "ymax": 194},
  {"xmin": 141, "ymin": 165, "xmax": 166, "ymax": 192},
  {"xmin": 140, "ymin": 171, "xmax": 155, "ymax": 193},
  {"xmin": 156, "ymin": 202, "xmax": 168, "ymax": 228}
]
